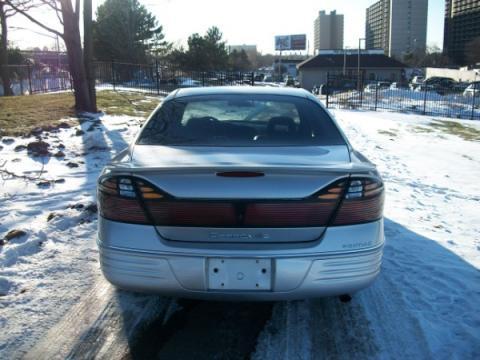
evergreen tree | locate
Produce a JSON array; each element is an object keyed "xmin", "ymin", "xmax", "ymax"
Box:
[
  {"xmin": 94, "ymin": 0, "xmax": 168, "ymax": 63},
  {"xmin": 170, "ymin": 26, "xmax": 228, "ymax": 71},
  {"xmin": 228, "ymin": 49, "xmax": 251, "ymax": 71}
]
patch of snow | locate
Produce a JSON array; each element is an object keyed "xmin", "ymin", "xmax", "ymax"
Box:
[
  {"xmin": 1, "ymin": 103, "xmax": 479, "ymax": 358},
  {"xmin": 253, "ymin": 109, "xmax": 480, "ymax": 359},
  {"xmin": 0, "ymin": 106, "xmax": 158, "ymax": 356}
]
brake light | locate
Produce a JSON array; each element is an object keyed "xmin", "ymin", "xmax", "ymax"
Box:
[
  {"xmin": 98, "ymin": 176, "xmax": 158, "ymax": 224},
  {"xmin": 146, "ymin": 202, "xmax": 237, "ymax": 226},
  {"xmin": 244, "ymin": 181, "xmax": 345, "ymax": 227},
  {"xmin": 216, "ymin": 171, "xmax": 264, "ymax": 177},
  {"xmin": 98, "ymin": 176, "xmax": 383, "ymax": 228},
  {"xmin": 332, "ymin": 177, "xmax": 384, "ymax": 225}
]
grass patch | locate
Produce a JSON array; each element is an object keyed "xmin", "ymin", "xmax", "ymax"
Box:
[
  {"xmin": 0, "ymin": 90, "xmax": 161, "ymax": 136},
  {"xmin": 412, "ymin": 126, "xmax": 435, "ymax": 134},
  {"xmin": 96, "ymin": 90, "xmax": 160, "ymax": 116},
  {"xmin": 412, "ymin": 120, "xmax": 480, "ymax": 141},
  {"xmin": 378, "ymin": 129, "xmax": 397, "ymax": 137},
  {"xmin": 0, "ymin": 92, "xmax": 77, "ymax": 136},
  {"xmin": 428, "ymin": 120, "xmax": 480, "ymax": 141}
]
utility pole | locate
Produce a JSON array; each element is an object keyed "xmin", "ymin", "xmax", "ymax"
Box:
[{"xmin": 83, "ymin": 0, "xmax": 96, "ymax": 111}]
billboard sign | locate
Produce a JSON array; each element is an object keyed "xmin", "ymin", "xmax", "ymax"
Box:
[{"xmin": 275, "ymin": 34, "xmax": 306, "ymax": 51}]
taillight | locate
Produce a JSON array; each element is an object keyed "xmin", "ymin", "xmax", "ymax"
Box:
[
  {"xmin": 98, "ymin": 176, "xmax": 157, "ymax": 224},
  {"xmin": 146, "ymin": 202, "xmax": 237, "ymax": 226},
  {"xmin": 98, "ymin": 176, "xmax": 383, "ymax": 228},
  {"xmin": 244, "ymin": 181, "xmax": 346, "ymax": 227},
  {"xmin": 332, "ymin": 177, "xmax": 384, "ymax": 226}
]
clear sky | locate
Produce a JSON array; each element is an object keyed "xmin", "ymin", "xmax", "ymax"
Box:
[{"xmin": 8, "ymin": 0, "xmax": 446, "ymax": 54}]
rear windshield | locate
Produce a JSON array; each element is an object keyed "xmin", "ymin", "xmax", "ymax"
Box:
[{"xmin": 137, "ymin": 94, "xmax": 346, "ymax": 146}]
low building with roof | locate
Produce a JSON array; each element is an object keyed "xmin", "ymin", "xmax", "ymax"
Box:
[{"xmin": 297, "ymin": 50, "xmax": 406, "ymax": 89}]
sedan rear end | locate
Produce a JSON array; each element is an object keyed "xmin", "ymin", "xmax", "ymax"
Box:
[{"xmin": 97, "ymin": 87, "xmax": 384, "ymax": 300}]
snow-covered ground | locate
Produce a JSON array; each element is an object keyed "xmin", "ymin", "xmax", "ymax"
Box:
[
  {"xmin": 0, "ymin": 102, "xmax": 479, "ymax": 358},
  {"xmin": 253, "ymin": 110, "xmax": 480, "ymax": 359},
  {"xmin": 0, "ymin": 110, "xmax": 149, "ymax": 356}
]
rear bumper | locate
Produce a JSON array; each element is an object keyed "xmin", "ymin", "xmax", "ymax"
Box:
[{"xmin": 98, "ymin": 238, "xmax": 383, "ymax": 301}]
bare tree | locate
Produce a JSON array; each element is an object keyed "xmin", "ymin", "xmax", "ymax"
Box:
[
  {"xmin": 6, "ymin": 0, "xmax": 96, "ymax": 111},
  {"xmin": 83, "ymin": 0, "xmax": 94, "ymax": 110},
  {"xmin": 0, "ymin": 0, "xmax": 16, "ymax": 96}
]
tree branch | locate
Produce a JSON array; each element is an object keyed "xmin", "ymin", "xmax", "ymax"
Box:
[
  {"xmin": 0, "ymin": 159, "xmax": 47, "ymax": 182},
  {"xmin": 5, "ymin": 0, "xmax": 64, "ymax": 38},
  {"xmin": 43, "ymin": 0, "xmax": 62, "ymax": 24}
]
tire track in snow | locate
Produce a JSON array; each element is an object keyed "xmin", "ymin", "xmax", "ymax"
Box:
[
  {"xmin": 252, "ymin": 276, "xmax": 432, "ymax": 359},
  {"xmin": 129, "ymin": 300, "xmax": 274, "ymax": 359},
  {"xmin": 24, "ymin": 279, "xmax": 171, "ymax": 360},
  {"xmin": 252, "ymin": 298, "xmax": 379, "ymax": 360}
]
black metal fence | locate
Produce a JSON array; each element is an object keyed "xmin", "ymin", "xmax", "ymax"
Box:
[
  {"xmin": 1, "ymin": 61, "xmax": 258, "ymax": 97},
  {"xmin": 0, "ymin": 64, "xmax": 71, "ymax": 96},
  {"xmin": 94, "ymin": 60, "xmax": 257, "ymax": 95},
  {"xmin": 323, "ymin": 74, "xmax": 480, "ymax": 120},
  {"xmin": 3, "ymin": 61, "xmax": 479, "ymax": 121}
]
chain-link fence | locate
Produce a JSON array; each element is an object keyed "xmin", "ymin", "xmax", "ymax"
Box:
[{"xmin": 323, "ymin": 74, "xmax": 480, "ymax": 120}]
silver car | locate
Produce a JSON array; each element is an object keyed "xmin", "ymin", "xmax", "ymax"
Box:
[{"xmin": 97, "ymin": 87, "xmax": 384, "ymax": 300}]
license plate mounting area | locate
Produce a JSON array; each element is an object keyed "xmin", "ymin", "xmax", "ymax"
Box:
[{"xmin": 207, "ymin": 258, "xmax": 272, "ymax": 291}]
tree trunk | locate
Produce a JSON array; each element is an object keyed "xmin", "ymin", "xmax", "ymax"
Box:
[
  {"xmin": 0, "ymin": 2, "xmax": 13, "ymax": 96},
  {"xmin": 60, "ymin": 0, "xmax": 94, "ymax": 112},
  {"xmin": 83, "ymin": 0, "xmax": 96, "ymax": 111}
]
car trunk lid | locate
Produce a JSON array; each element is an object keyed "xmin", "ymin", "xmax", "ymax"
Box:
[
  {"xmin": 115, "ymin": 145, "xmax": 355, "ymax": 243},
  {"xmin": 128, "ymin": 145, "xmax": 351, "ymax": 199}
]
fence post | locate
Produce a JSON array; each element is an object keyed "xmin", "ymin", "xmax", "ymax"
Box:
[
  {"xmin": 202, "ymin": 72, "xmax": 205, "ymax": 87},
  {"xmin": 155, "ymin": 59, "xmax": 160, "ymax": 95},
  {"xmin": 27, "ymin": 64, "xmax": 32, "ymax": 94},
  {"xmin": 111, "ymin": 60, "xmax": 116, "ymax": 91},
  {"xmin": 471, "ymin": 82, "xmax": 477, "ymax": 120},
  {"xmin": 374, "ymin": 82, "xmax": 378, "ymax": 111},
  {"xmin": 251, "ymin": 72, "xmax": 255, "ymax": 86},
  {"xmin": 20, "ymin": 69, "xmax": 24, "ymax": 95},
  {"xmin": 325, "ymin": 72, "xmax": 329, "ymax": 108},
  {"xmin": 359, "ymin": 73, "xmax": 363, "ymax": 108},
  {"xmin": 423, "ymin": 83, "xmax": 427, "ymax": 115}
]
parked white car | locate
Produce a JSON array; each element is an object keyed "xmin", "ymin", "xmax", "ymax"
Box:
[
  {"xmin": 463, "ymin": 82, "xmax": 480, "ymax": 97},
  {"xmin": 411, "ymin": 76, "xmax": 425, "ymax": 86},
  {"xmin": 364, "ymin": 82, "xmax": 390, "ymax": 93}
]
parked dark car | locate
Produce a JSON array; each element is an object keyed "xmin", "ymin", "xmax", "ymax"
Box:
[{"xmin": 415, "ymin": 77, "xmax": 458, "ymax": 95}]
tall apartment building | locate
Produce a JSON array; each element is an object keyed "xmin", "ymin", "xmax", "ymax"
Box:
[
  {"xmin": 365, "ymin": 0, "xmax": 428, "ymax": 59},
  {"xmin": 444, "ymin": 0, "xmax": 480, "ymax": 65},
  {"xmin": 313, "ymin": 10, "xmax": 344, "ymax": 52}
]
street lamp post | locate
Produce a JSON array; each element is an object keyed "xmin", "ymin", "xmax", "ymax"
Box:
[{"xmin": 357, "ymin": 38, "xmax": 365, "ymax": 90}]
